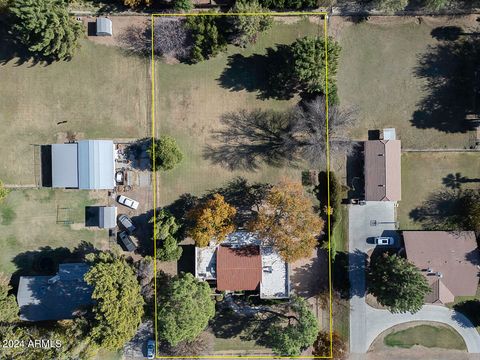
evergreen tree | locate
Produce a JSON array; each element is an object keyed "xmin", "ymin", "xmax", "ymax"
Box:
[
  {"xmin": 152, "ymin": 209, "xmax": 183, "ymax": 261},
  {"xmin": 229, "ymin": 0, "xmax": 272, "ymax": 47},
  {"xmin": 148, "ymin": 136, "xmax": 183, "ymax": 171},
  {"xmin": 186, "ymin": 14, "xmax": 227, "ymax": 63}
]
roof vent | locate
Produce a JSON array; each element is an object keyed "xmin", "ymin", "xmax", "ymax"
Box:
[
  {"xmin": 263, "ymin": 266, "xmax": 273, "ymax": 273},
  {"xmin": 437, "ymin": 272, "xmax": 443, "ymax": 278},
  {"xmin": 427, "ymin": 268, "xmax": 433, "ymax": 274}
]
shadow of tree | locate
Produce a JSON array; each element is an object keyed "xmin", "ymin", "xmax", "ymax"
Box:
[
  {"xmin": 217, "ymin": 45, "xmax": 298, "ymax": 100},
  {"xmin": 203, "ymin": 109, "xmax": 296, "ymax": 171},
  {"xmin": 125, "ymin": 138, "xmax": 152, "ymax": 171},
  {"xmin": 443, "ymin": 172, "xmax": 480, "ymax": 189},
  {"xmin": 132, "ymin": 209, "xmax": 154, "ymax": 256},
  {"xmin": 453, "ymin": 300, "xmax": 480, "ymax": 328},
  {"xmin": 412, "ymin": 36, "xmax": 480, "ymax": 133}
]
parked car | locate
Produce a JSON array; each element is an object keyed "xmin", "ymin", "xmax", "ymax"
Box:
[
  {"xmin": 118, "ymin": 231, "xmax": 137, "ymax": 252},
  {"xmin": 146, "ymin": 339, "xmax": 155, "ymax": 359},
  {"xmin": 117, "ymin": 195, "xmax": 139, "ymax": 210},
  {"xmin": 374, "ymin": 236, "xmax": 395, "ymax": 246},
  {"xmin": 118, "ymin": 214, "xmax": 136, "ymax": 234}
]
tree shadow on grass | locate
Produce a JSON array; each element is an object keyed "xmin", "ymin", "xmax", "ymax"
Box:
[
  {"xmin": 443, "ymin": 172, "xmax": 480, "ymax": 190},
  {"xmin": 412, "ymin": 37, "xmax": 480, "ymax": 133},
  {"xmin": 203, "ymin": 109, "xmax": 297, "ymax": 171},
  {"xmin": 217, "ymin": 45, "xmax": 298, "ymax": 100},
  {"xmin": 452, "ymin": 300, "xmax": 480, "ymax": 328}
]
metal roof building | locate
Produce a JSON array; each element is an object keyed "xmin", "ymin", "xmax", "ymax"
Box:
[
  {"xmin": 17, "ymin": 263, "xmax": 93, "ymax": 321},
  {"xmin": 51, "ymin": 140, "xmax": 115, "ymax": 190},
  {"xmin": 96, "ymin": 17, "xmax": 112, "ymax": 36},
  {"xmin": 99, "ymin": 206, "xmax": 117, "ymax": 229}
]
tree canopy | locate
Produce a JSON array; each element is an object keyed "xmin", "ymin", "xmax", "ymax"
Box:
[
  {"xmin": 229, "ymin": 0, "xmax": 272, "ymax": 47},
  {"xmin": 0, "ymin": 274, "xmax": 18, "ymax": 323},
  {"xmin": 269, "ymin": 296, "xmax": 318, "ymax": 356},
  {"xmin": 291, "ymin": 36, "xmax": 341, "ymax": 104},
  {"xmin": 0, "ymin": 180, "xmax": 9, "ymax": 203},
  {"xmin": 186, "ymin": 14, "xmax": 227, "ymax": 63},
  {"xmin": 368, "ymin": 253, "xmax": 430, "ymax": 313},
  {"xmin": 84, "ymin": 252, "xmax": 145, "ymax": 350},
  {"xmin": 313, "ymin": 330, "xmax": 347, "ymax": 359},
  {"xmin": 157, "ymin": 273, "xmax": 215, "ymax": 346},
  {"xmin": 173, "ymin": 0, "xmax": 193, "ymax": 12},
  {"xmin": 187, "ymin": 193, "xmax": 237, "ymax": 247},
  {"xmin": 9, "ymin": 0, "xmax": 83, "ymax": 61},
  {"xmin": 148, "ymin": 136, "xmax": 183, "ymax": 171},
  {"xmin": 152, "ymin": 209, "xmax": 183, "ymax": 261},
  {"xmin": 248, "ymin": 180, "xmax": 324, "ymax": 262}
]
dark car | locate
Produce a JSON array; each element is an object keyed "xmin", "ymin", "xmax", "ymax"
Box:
[
  {"xmin": 118, "ymin": 214, "xmax": 136, "ymax": 234},
  {"xmin": 146, "ymin": 339, "xmax": 155, "ymax": 359},
  {"xmin": 118, "ymin": 231, "xmax": 137, "ymax": 252}
]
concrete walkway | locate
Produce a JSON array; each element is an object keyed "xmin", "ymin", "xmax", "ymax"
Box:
[{"xmin": 366, "ymin": 305, "xmax": 480, "ymax": 353}]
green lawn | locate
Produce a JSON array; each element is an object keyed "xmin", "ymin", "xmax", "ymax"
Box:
[
  {"xmin": 156, "ymin": 17, "xmax": 324, "ymax": 206},
  {"xmin": 0, "ymin": 37, "xmax": 149, "ymax": 184},
  {"xmin": 384, "ymin": 323, "xmax": 467, "ymax": 350},
  {"xmin": 0, "ymin": 189, "xmax": 109, "ymax": 275},
  {"xmin": 332, "ymin": 205, "xmax": 348, "ymax": 252},
  {"xmin": 337, "ymin": 18, "xmax": 475, "ymax": 148},
  {"xmin": 398, "ymin": 152, "xmax": 480, "ymax": 229}
]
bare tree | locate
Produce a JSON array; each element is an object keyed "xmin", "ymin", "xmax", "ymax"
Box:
[
  {"xmin": 153, "ymin": 18, "xmax": 192, "ymax": 61},
  {"xmin": 290, "ymin": 97, "xmax": 357, "ymax": 166},
  {"xmin": 118, "ymin": 24, "xmax": 150, "ymax": 56}
]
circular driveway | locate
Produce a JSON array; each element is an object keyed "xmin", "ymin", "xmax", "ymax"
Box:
[{"xmin": 366, "ymin": 304, "xmax": 480, "ymax": 353}]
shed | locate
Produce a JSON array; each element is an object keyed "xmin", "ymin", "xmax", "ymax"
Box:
[
  {"xmin": 96, "ymin": 17, "xmax": 112, "ymax": 36},
  {"xmin": 99, "ymin": 206, "xmax": 117, "ymax": 229}
]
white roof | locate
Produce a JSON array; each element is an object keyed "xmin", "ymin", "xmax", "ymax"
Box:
[
  {"xmin": 383, "ymin": 128, "xmax": 397, "ymax": 140},
  {"xmin": 52, "ymin": 144, "xmax": 78, "ymax": 188},
  {"xmin": 260, "ymin": 246, "xmax": 289, "ymax": 299},
  {"xmin": 99, "ymin": 206, "xmax": 116, "ymax": 229},
  {"xmin": 195, "ymin": 246, "xmax": 216, "ymax": 280},
  {"xmin": 96, "ymin": 17, "xmax": 112, "ymax": 35}
]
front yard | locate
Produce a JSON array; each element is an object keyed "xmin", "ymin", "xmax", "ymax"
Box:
[{"xmin": 398, "ymin": 152, "xmax": 480, "ymax": 229}]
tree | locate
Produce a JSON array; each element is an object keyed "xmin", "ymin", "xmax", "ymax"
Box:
[
  {"xmin": 157, "ymin": 273, "xmax": 215, "ymax": 346},
  {"xmin": 0, "ymin": 180, "xmax": 9, "ymax": 203},
  {"xmin": 248, "ymin": 180, "xmax": 324, "ymax": 263},
  {"xmin": 152, "ymin": 209, "xmax": 183, "ymax": 261},
  {"xmin": 186, "ymin": 14, "xmax": 227, "ymax": 63},
  {"xmin": 372, "ymin": 0, "xmax": 408, "ymax": 13},
  {"xmin": 84, "ymin": 252, "xmax": 145, "ymax": 350},
  {"xmin": 229, "ymin": 0, "xmax": 272, "ymax": 47},
  {"xmin": 291, "ymin": 36, "xmax": 341, "ymax": 103},
  {"xmin": 289, "ymin": 97, "xmax": 356, "ymax": 166},
  {"xmin": 123, "ymin": 0, "xmax": 151, "ymax": 7},
  {"xmin": 148, "ymin": 136, "xmax": 183, "ymax": 171},
  {"xmin": 368, "ymin": 253, "xmax": 430, "ymax": 314},
  {"xmin": 173, "ymin": 0, "xmax": 193, "ymax": 12},
  {"xmin": 423, "ymin": 0, "xmax": 448, "ymax": 10},
  {"xmin": 313, "ymin": 330, "xmax": 347, "ymax": 359},
  {"xmin": 269, "ymin": 296, "xmax": 318, "ymax": 356},
  {"xmin": 9, "ymin": 0, "xmax": 84, "ymax": 61},
  {"xmin": 0, "ymin": 274, "xmax": 18, "ymax": 323},
  {"xmin": 187, "ymin": 194, "xmax": 237, "ymax": 247},
  {"xmin": 153, "ymin": 18, "xmax": 192, "ymax": 61}
]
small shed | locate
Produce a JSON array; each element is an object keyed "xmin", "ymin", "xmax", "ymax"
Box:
[
  {"xmin": 96, "ymin": 17, "xmax": 112, "ymax": 36},
  {"xmin": 99, "ymin": 206, "xmax": 117, "ymax": 229}
]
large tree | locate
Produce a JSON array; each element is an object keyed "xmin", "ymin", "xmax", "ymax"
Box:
[
  {"xmin": 248, "ymin": 180, "xmax": 324, "ymax": 263},
  {"xmin": 84, "ymin": 252, "xmax": 145, "ymax": 350},
  {"xmin": 313, "ymin": 330, "xmax": 347, "ymax": 359},
  {"xmin": 291, "ymin": 36, "xmax": 341, "ymax": 103},
  {"xmin": 229, "ymin": 0, "xmax": 272, "ymax": 47},
  {"xmin": 148, "ymin": 136, "xmax": 183, "ymax": 171},
  {"xmin": 0, "ymin": 274, "xmax": 18, "ymax": 323},
  {"xmin": 269, "ymin": 296, "xmax": 318, "ymax": 356},
  {"xmin": 152, "ymin": 209, "xmax": 183, "ymax": 262},
  {"xmin": 186, "ymin": 13, "xmax": 227, "ymax": 63},
  {"xmin": 157, "ymin": 273, "xmax": 215, "ymax": 346},
  {"xmin": 368, "ymin": 253, "xmax": 430, "ymax": 313},
  {"xmin": 187, "ymin": 193, "xmax": 237, "ymax": 247},
  {"xmin": 9, "ymin": 0, "xmax": 83, "ymax": 61},
  {"xmin": 289, "ymin": 97, "xmax": 356, "ymax": 166}
]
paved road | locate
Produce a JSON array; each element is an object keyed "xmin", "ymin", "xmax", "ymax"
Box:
[
  {"xmin": 348, "ymin": 202, "xmax": 397, "ymax": 354},
  {"xmin": 366, "ymin": 305, "xmax": 480, "ymax": 353}
]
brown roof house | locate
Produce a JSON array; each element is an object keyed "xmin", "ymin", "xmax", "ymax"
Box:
[
  {"xmin": 195, "ymin": 232, "xmax": 290, "ymax": 299},
  {"xmin": 404, "ymin": 231, "xmax": 480, "ymax": 304},
  {"xmin": 364, "ymin": 129, "xmax": 401, "ymax": 201}
]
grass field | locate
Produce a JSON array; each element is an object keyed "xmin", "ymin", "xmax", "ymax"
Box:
[
  {"xmin": 336, "ymin": 17, "xmax": 476, "ymax": 149},
  {"xmin": 156, "ymin": 17, "xmax": 324, "ymax": 206},
  {"xmin": 384, "ymin": 323, "xmax": 467, "ymax": 350},
  {"xmin": 0, "ymin": 37, "xmax": 149, "ymax": 184},
  {"xmin": 398, "ymin": 152, "xmax": 480, "ymax": 229},
  {"xmin": 0, "ymin": 189, "xmax": 109, "ymax": 275}
]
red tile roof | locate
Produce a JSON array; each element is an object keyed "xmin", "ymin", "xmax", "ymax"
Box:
[{"xmin": 216, "ymin": 246, "xmax": 262, "ymax": 291}]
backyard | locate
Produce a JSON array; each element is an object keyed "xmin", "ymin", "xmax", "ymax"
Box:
[
  {"xmin": 156, "ymin": 17, "xmax": 325, "ymax": 206},
  {"xmin": 398, "ymin": 152, "xmax": 480, "ymax": 229},
  {"xmin": 0, "ymin": 189, "xmax": 110, "ymax": 275},
  {"xmin": 0, "ymin": 34, "xmax": 149, "ymax": 185}
]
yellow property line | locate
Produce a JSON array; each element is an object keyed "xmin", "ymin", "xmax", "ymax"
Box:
[{"xmin": 151, "ymin": 12, "xmax": 333, "ymax": 359}]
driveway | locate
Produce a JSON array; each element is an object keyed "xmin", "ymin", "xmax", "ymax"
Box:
[
  {"xmin": 349, "ymin": 202, "xmax": 398, "ymax": 354},
  {"xmin": 366, "ymin": 305, "xmax": 480, "ymax": 353}
]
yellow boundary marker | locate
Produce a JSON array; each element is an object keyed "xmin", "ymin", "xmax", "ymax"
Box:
[{"xmin": 151, "ymin": 11, "xmax": 333, "ymax": 359}]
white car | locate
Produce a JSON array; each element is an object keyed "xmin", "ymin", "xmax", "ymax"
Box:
[
  {"xmin": 374, "ymin": 236, "xmax": 395, "ymax": 246},
  {"xmin": 117, "ymin": 195, "xmax": 139, "ymax": 210}
]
